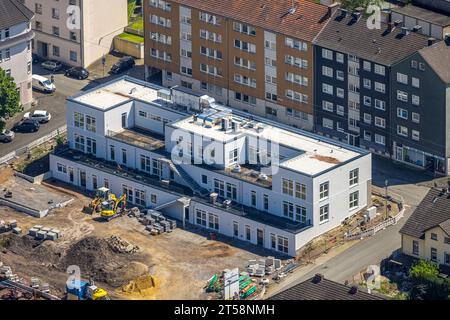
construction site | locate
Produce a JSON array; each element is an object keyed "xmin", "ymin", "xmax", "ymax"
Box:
[{"xmin": 0, "ymin": 160, "xmax": 272, "ymax": 300}]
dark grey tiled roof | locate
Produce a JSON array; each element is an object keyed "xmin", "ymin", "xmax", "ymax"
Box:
[
  {"xmin": 391, "ymin": 3, "xmax": 450, "ymax": 26},
  {"xmin": 400, "ymin": 188, "xmax": 450, "ymax": 239},
  {"xmin": 418, "ymin": 39, "xmax": 450, "ymax": 84},
  {"xmin": 269, "ymin": 275, "xmax": 385, "ymax": 300},
  {"xmin": 315, "ymin": 10, "xmax": 430, "ymax": 66},
  {"xmin": 0, "ymin": 0, "xmax": 34, "ymax": 30}
]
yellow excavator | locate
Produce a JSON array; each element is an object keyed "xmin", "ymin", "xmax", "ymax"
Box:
[
  {"xmin": 83, "ymin": 187, "xmax": 111, "ymax": 215},
  {"xmin": 100, "ymin": 193, "xmax": 127, "ymax": 221}
]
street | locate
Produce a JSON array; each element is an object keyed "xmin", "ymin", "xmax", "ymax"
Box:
[
  {"xmin": 266, "ymin": 156, "xmax": 435, "ymax": 297},
  {"xmin": 0, "ymin": 55, "xmax": 146, "ymax": 158}
]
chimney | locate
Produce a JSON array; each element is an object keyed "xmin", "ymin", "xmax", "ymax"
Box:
[
  {"xmin": 312, "ymin": 273, "xmax": 324, "ymax": 283},
  {"xmin": 349, "ymin": 286, "xmax": 358, "ymax": 295},
  {"xmin": 401, "ymin": 27, "xmax": 410, "ymax": 36},
  {"xmin": 428, "ymin": 37, "xmax": 437, "ymax": 46},
  {"xmin": 327, "ymin": 2, "xmax": 340, "ymax": 17},
  {"xmin": 412, "ymin": 25, "xmax": 422, "ymax": 32},
  {"xmin": 394, "ymin": 19, "xmax": 403, "ymax": 27}
]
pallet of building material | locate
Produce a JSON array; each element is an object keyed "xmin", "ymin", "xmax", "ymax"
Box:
[
  {"xmin": 33, "ymin": 225, "xmax": 43, "ymax": 231},
  {"xmin": 28, "ymin": 228, "xmax": 39, "ymax": 237},
  {"xmin": 167, "ymin": 219, "xmax": 177, "ymax": 230},
  {"xmin": 41, "ymin": 227, "xmax": 51, "ymax": 233},
  {"xmin": 255, "ymin": 267, "xmax": 265, "ymax": 277},
  {"xmin": 41, "ymin": 283, "xmax": 50, "ymax": 293},
  {"xmin": 12, "ymin": 227, "xmax": 22, "ymax": 235},
  {"xmin": 36, "ymin": 230, "xmax": 47, "ymax": 240},
  {"xmin": 274, "ymin": 259, "xmax": 282, "ymax": 270},
  {"xmin": 265, "ymin": 265, "xmax": 275, "ymax": 275},
  {"xmin": 8, "ymin": 220, "xmax": 17, "ymax": 228},
  {"xmin": 31, "ymin": 277, "xmax": 40, "ymax": 289},
  {"xmin": 50, "ymin": 229, "xmax": 61, "ymax": 238},
  {"xmin": 246, "ymin": 267, "xmax": 256, "ymax": 276},
  {"xmin": 265, "ymin": 256, "xmax": 275, "ymax": 267},
  {"xmin": 160, "ymin": 221, "xmax": 171, "ymax": 232},
  {"xmin": 46, "ymin": 232, "xmax": 58, "ymax": 241}
]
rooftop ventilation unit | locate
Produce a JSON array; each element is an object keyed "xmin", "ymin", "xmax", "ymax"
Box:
[
  {"xmin": 412, "ymin": 25, "xmax": 422, "ymax": 32},
  {"xmin": 394, "ymin": 19, "xmax": 402, "ymax": 27},
  {"xmin": 349, "ymin": 286, "xmax": 358, "ymax": 295},
  {"xmin": 401, "ymin": 27, "xmax": 410, "ymax": 36},
  {"xmin": 312, "ymin": 273, "xmax": 324, "ymax": 284}
]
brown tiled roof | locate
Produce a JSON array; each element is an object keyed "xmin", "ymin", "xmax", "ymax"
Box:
[
  {"xmin": 170, "ymin": 0, "xmax": 331, "ymax": 42},
  {"xmin": 269, "ymin": 274, "xmax": 385, "ymax": 300},
  {"xmin": 315, "ymin": 10, "xmax": 430, "ymax": 66},
  {"xmin": 400, "ymin": 188, "xmax": 450, "ymax": 239},
  {"xmin": 419, "ymin": 40, "xmax": 450, "ymax": 84},
  {"xmin": 391, "ymin": 4, "xmax": 450, "ymax": 26}
]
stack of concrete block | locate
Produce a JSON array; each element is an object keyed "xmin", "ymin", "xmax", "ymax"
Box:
[
  {"xmin": 12, "ymin": 227, "xmax": 22, "ymax": 234},
  {"xmin": 29, "ymin": 226, "xmax": 61, "ymax": 241},
  {"xmin": 0, "ymin": 220, "xmax": 18, "ymax": 234},
  {"xmin": 41, "ymin": 283, "xmax": 50, "ymax": 293},
  {"xmin": 160, "ymin": 220, "xmax": 171, "ymax": 232},
  {"xmin": 31, "ymin": 277, "xmax": 40, "ymax": 289},
  {"xmin": 274, "ymin": 259, "xmax": 282, "ymax": 270}
]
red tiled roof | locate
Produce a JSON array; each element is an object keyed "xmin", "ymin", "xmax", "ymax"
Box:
[{"xmin": 170, "ymin": 0, "xmax": 331, "ymax": 42}]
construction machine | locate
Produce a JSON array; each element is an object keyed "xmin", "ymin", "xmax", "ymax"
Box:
[
  {"xmin": 83, "ymin": 187, "xmax": 111, "ymax": 214},
  {"xmin": 65, "ymin": 278, "xmax": 110, "ymax": 300},
  {"xmin": 100, "ymin": 193, "xmax": 127, "ymax": 221}
]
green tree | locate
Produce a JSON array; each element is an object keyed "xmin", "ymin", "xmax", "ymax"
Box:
[
  {"xmin": 410, "ymin": 260, "xmax": 439, "ymax": 279},
  {"xmin": 0, "ymin": 68, "xmax": 21, "ymax": 131},
  {"xmin": 340, "ymin": 0, "xmax": 383, "ymax": 10}
]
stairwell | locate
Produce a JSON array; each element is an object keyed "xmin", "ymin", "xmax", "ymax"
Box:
[{"xmin": 158, "ymin": 158, "xmax": 209, "ymax": 197}]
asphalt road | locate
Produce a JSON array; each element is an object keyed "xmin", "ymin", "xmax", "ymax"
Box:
[{"xmin": 267, "ymin": 157, "xmax": 432, "ymax": 297}]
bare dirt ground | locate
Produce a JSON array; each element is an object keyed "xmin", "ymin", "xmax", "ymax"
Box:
[{"xmin": 0, "ymin": 175, "xmax": 261, "ymax": 300}]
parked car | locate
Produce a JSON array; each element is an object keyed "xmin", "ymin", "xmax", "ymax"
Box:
[
  {"xmin": 32, "ymin": 75, "xmax": 56, "ymax": 93},
  {"xmin": 110, "ymin": 56, "xmax": 135, "ymax": 74},
  {"xmin": 23, "ymin": 110, "xmax": 52, "ymax": 123},
  {"xmin": 0, "ymin": 129, "xmax": 15, "ymax": 143},
  {"xmin": 41, "ymin": 60, "xmax": 63, "ymax": 72},
  {"xmin": 65, "ymin": 67, "xmax": 89, "ymax": 80},
  {"xmin": 13, "ymin": 119, "xmax": 40, "ymax": 133}
]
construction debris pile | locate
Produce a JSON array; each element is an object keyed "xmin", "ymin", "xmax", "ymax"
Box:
[
  {"xmin": 0, "ymin": 220, "xmax": 21, "ymax": 235},
  {"xmin": 0, "ymin": 262, "xmax": 21, "ymax": 282},
  {"xmin": 119, "ymin": 274, "xmax": 158, "ymax": 297},
  {"xmin": 106, "ymin": 235, "xmax": 139, "ymax": 254},
  {"xmin": 130, "ymin": 208, "xmax": 177, "ymax": 236},
  {"xmin": 28, "ymin": 225, "xmax": 61, "ymax": 241}
]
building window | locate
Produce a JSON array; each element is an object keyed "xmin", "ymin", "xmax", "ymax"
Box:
[
  {"xmin": 322, "ymin": 48, "xmax": 333, "ymax": 60},
  {"xmin": 295, "ymin": 205, "xmax": 306, "ymax": 223},
  {"xmin": 349, "ymin": 191, "xmax": 359, "ymax": 210},
  {"xmin": 396, "ymin": 72, "xmax": 408, "ymax": 84},
  {"xmin": 277, "ymin": 236, "xmax": 289, "ymax": 254},
  {"xmin": 74, "ymin": 134, "xmax": 85, "ymax": 152},
  {"xmin": 226, "ymin": 183, "xmax": 237, "ymax": 200},
  {"xmin": 374, "ymin": 82, "xmax": 385, "ymax": 93},
  {"xmin": 412, "ymin": 77, "xmax": 420, "ymax": 88},
  {"xmin": 397, "ymin": 90, "xmax": 408, "ymax": 102},
  {"xmin": 86, "ymin": 138, "xmax": 96, "ymax": 155},
  {"xmin": 135, "ymin": 189, "xmax": 146, "ymax": 207},
  {"xmin": 70, "ymin": 51, "xmax": 77, "ymax": 62},
  {"xmin": 233, "ymin": 221, "xmax": 239, "ymax": 237},
  {"xmin": 201, "ymin": 175, "xmax": 208, "ymax": 184},
  {"xmin": 263, "ymin": 194, "xmax": 269, "ymax": 211},
  {"xmin": 412, "ymin": 95, "xmax": 420, "ymax": 106},
  {"xmin": 295, "ymin": 183, "xmax": 306, "ymax": 200},
  {"xmin": 374, "ymin": 64, "xmax": 385, "ymax": 76},
  {"xmin": 412, "ymin": 240, "xmax": 419, "ymax": 255},
  {"xmin": 57, "ymin": 163, "xmax": 67, "ymax": 173},
  {"xmin": 397, "ymin": 108, "xmax": 408, "ymax": 119},
  {"xmin": 363, "ymin": 61, "xmax": 371, "ymax": 71},
  {"xmin": 397, "ymin": 125, "xmax": 408, "ymax": 137},
  {"xmin": 86, "ymin": 115, "xmax": 96, "ymax": 133},
  {"xmin": 151, "ymin": 194, "xmax": 157, "ymax": 204},
  {"xmin": 445, "ymin": 252, "xmax": 450, "ymax": 266},
  {"xmin": 319, "ymin": 205, "xmax": 329, "ymax": 223},
  {"xmin": 196, "ymin": 209, "xmax": 207, "ymax": 227},
  {"xmin": 412, "ymin": 112, "xmax": 420, "ymax": 124},
  {"xmin": 74, "ymin": 112, "xmax": 84, "ymax": 128},
  {"xmin": 110, "ymin": 146, "xmax": 115, "ymax": 161},
  {"xmin": 122, "ymin": 185, "xmax": 133, "ymax": 203},
  {"xmin": 208, "ymin": 213, "xmax": 219, "ymax": 230},
  {"xmin": 374, "ymin": 99, "xmax": 386, "ymax": 111},
  {"xmin": 375, "ymin": 117, "xmax": 386, "ymax": 128},
  {"xmin": 283, "ymin": 201, "xmax": 294, "ymax": 219},
  {"xmin": 245, "ymin": 225, "xmax": 251, "ymax": 241},
  {"xmin": 152, "ymin": 159, "xmax": 160, "ymax": 176},
  {"xmin": 431, "ymin": 248, "xmax": 437, "ymax": 262},
  {"xmin": 270, "ymin": 234, "xmax": 276, "ymax": 249},
  {"xmin": 336, "ymin": 52, "xmax": 344, "ymax": 63},
  {"xmin": 375, "ymin": 134, "xmax": 386, "ymax": 146},
  {"xmin": 431, "ymin": 233, "xmax": 438, "ymax": 241},
  {"xmin": 251, "ymin": 191, "xmax": 257, "ymax": 207},
  {"xmin": 412, "ymin": 130, "xmax": 420, "ymax": 141},
  {"xmin": 349, "ymin": 169, "xmax": 359, "ymax": 187},
  {"xmin": 282, "ymin": 178, "xmax": 294, "ymax": 196},
  {"xmin": 104, "ymin": 179, "xmax": 109, "ymax": 189},
  {"xmin": 122, "ymin": 149, "xmax": 127, "ymax": 165},
  {"xmin": 92, "ymin": 175, "xmax": 97, "ymax": 190},
  {"xmin": 319, "ymin": 182, "xmax": 329, "ymax": 200},
  {"xmin": 214, "ymin": 179, "xmax": 225, "ymax": 197}
]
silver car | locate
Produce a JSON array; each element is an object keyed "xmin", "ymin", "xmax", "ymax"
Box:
[{"xmin": 0, "ymin": 129, "xmax": 15, "ymax": 143}]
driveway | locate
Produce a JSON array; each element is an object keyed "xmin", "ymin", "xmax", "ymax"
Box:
[{"xmin": 266, "ymin": 156, "xmax": 434, "ymax": 298}]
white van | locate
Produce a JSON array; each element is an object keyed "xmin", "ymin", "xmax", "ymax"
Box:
[{"xmin": 32, "ymin": 74, "xmax": 56, "ymax": 93}]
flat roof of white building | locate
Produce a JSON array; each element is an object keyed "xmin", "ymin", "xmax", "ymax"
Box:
[
  {"xmin": 71, "ymin": 78, "xmax": 161, "ymax": 110},
  {"xmin": 171, "ymin": 115, "xmax": 362, "ymax": 176}
]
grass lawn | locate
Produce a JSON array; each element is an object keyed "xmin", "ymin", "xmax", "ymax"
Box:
[
  {"xmin": 118, "ymin": 32, "xmax": 144, "ymax": 44},
  {"xmin": 129, "ymin": 18, "xmax": 143, "ymax": 32}
]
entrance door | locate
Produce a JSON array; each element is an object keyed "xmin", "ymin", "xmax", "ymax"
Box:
[
  {"xmin": 38, "ymin": 41, "xmax": 48, "ymax": 58},
  {"xmin": 184, "ymin": 207, "xmax": 189, "ymax": 221},
  {"xmin": 257, "ymin": 229, "xmax": 264, "ymax": 247},
  {"xmin": 121, "ymin": 113, "xmax": 127, "ymax": 128},
  {"xmin": 69, "ymin": 168, "xmax": 74, "ymax": 183},
  {"xmin": 79, "ymin": 170, "xmax": 87, "ymax": 188}
]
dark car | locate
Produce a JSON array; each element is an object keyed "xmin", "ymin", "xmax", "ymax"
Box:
[
  {"xmin": 13, "ymin": 119, "xmax": 40, "ymax": 133},
  {"xmin": 41, "ymin": 60, "xmax": 63, "ymax": 72},
  {"xmin": 110, "ymin": 56, "xmax": 135, "ymax": 74},
  {"xmin": 65, "ymin": 67, "xmax": 89, "ymax": 80}
]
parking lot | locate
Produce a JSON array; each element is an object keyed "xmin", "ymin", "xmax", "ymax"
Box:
[{"xmin": 0, "ymin": 54, "xmax": 147, "ymax": 159}]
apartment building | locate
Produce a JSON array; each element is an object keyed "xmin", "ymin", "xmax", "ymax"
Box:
[
  {"xmin": 391, "ymin": 39, "xmax": 450, "ymax": 175},
  {"xmin": 391, "ymin": 0, "xmax": 450, "ymax": 40},
  {"xmin": 400, "ymin": 187, "xmax": 450, "ymax": 271},
  {"xmin": 314, "ymin": 9, "xmax": 436, "ymax": 162},
  {"xmin": 49, "ymin": 76, "xmax": 371, "ymax": 256},
  {"xmin": 0, "ymin": 0, "xmax": 34, "ymax": 109},
  {"xmin": 20, "ymin": 0, "xmax": 127, "ymax": 67},
  {"xmin": 144, "ymin": 0, "xmax": 334, "ymax": 130}
]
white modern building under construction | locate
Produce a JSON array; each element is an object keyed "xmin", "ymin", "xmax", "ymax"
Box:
[{"xmin": 50, "ymin": 76, "xmax": 372, "ymax": 256}]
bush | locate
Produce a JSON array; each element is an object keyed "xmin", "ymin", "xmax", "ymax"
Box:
[{"xmin": 409, "ymin": 260, "xmax": 450, "ymax": 300}]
